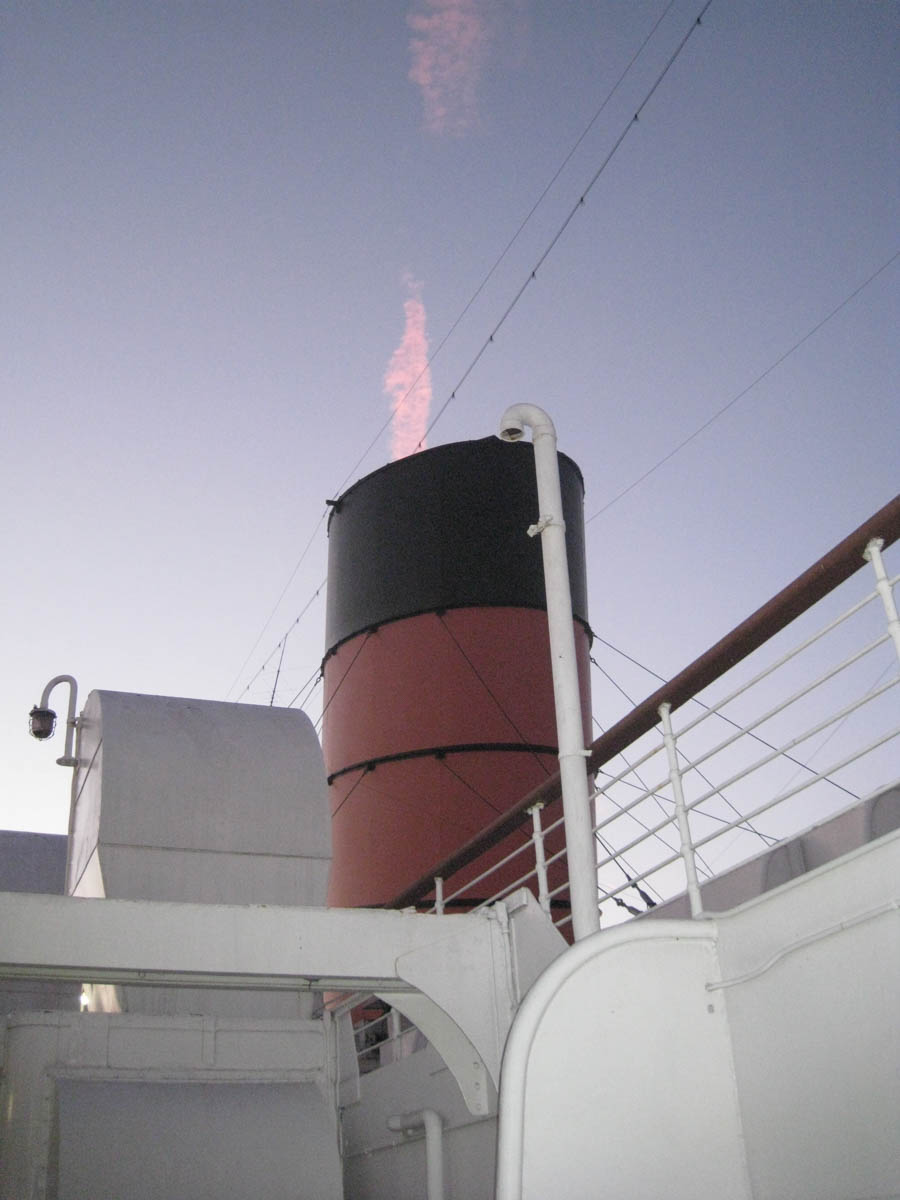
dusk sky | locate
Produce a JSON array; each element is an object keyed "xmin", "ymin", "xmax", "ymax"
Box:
[{"xmin": 3, "ymin": 0, "xmax": 897, "ymax": 834}]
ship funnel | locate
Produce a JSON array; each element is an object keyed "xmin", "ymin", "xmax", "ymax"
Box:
[{"xmin": 322, "ymin": 436, "xmax": 591, "ymax": 912}]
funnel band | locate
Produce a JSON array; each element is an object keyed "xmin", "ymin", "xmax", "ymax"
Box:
[{"xmin": 326, "ymin": 741, "xmax": 559, "ymax": 786}]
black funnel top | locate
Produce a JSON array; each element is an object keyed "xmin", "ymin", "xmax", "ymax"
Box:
[{"xmin": 325, "ymin": 437, "xmax": 589, "ymax": 654}]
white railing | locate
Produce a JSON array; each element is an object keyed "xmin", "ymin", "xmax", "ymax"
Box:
[
  {"xmin": 589, "ymin": 548, "xmax": 898, "ymax": 926},
  {"xmin": 401, "ymin": 531, "xmax": 899, "ymax": 934},
  {"xmin": 353, "ymin": 517, "xmax": 899, "ymax": 1064}
]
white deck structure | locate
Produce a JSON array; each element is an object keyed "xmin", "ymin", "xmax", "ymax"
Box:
[{"xmin": 2, "ymin": 498, "xmax": 898, "ymax": 1198}]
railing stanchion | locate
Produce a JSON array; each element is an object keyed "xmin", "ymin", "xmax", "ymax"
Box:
[
  {"xmin": 659, "ymin": 702, "xmax": 704, "ymax": 918},
  {"xmin": 388, "ymin": 1006, "xmax": 402, "ymax": 1062},
  {"xmin": 864, "ymin": 538, "xmax": 900, "ymax": 666},
  {"xmin": 434, "ymin": 877, "xmax": 444, "ymax": 916},
  {"xmin": 528, "ymin": 804, "xmax": 551, "ymax": 916}
]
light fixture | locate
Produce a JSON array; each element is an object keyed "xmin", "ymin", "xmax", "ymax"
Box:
[
  {"xmin": 29, "ymin": 676, "xmax": 79, "ymax": 767},
  {"xmin": 28, "ymin": 706, "xmax": 57, "ymax": 741}
]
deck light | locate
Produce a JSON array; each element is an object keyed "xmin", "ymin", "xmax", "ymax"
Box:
[
  {"xmin": 29, "ymin": 676, "xmax": 79, "ymax": 767},
  {"xmin": 28, "ymin": 706, "xmax": 57, "ymax": 740}
]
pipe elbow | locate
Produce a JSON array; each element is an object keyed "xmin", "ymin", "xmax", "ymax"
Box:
[
  {"xmin": 387, "ymin": 1107, "xmax": 443, "ymax": 1135},
  {"xmin": 498, "ymin": 404, "xmax": 556, "ymax": 444}
]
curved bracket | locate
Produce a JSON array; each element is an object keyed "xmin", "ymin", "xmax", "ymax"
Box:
[
  {"xmin": 35, "ymin": 674, "xmax": 79, "ymax": 767},
  {"xmin": 375, "ymin": 990, "xmax": 496, "ymax": 1116}
]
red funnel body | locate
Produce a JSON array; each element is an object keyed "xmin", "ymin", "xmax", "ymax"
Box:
[{"xmin": 322, "ymin": 438, "xmax": 591, "ymax": 913}]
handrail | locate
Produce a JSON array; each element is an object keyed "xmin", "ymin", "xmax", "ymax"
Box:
[{"xmin": 388, "ymin": 493, "xmax": 900, "ymax": 911}]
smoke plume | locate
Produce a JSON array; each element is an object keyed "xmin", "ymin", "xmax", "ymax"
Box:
[
  {"xmin": 384, "ymin": 279, "xmax": 432, "ymax": 461},
  {"xmin": 408, "ymin": 0, "xmax": 489, "ymax": 135}
]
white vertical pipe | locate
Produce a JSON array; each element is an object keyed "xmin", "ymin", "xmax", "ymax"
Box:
[
  {"xmin": 433, "ymin": 876, "xmax": 444, "ymax": 916},
  {"xmin": 498, "ymin": 405, "xmax": 599, "ymax": 941},
  {"xmin": 528, "ymin": 804, "xmax": 552, "ymax": 916},
  {"xmin": 659, "ymin": 701, "xmax": 704, "ymax": 918},
  {"xmin": 864, "ymin": 538, "xmax": 900, "ymax": 665},
  {"xmin": 35, "ymin": 674, "xmax": 80, "ymax": 894},
  {"xmin": 388, "ymin": 1006, "xmax": 403, "ymax": 1063},
  {"xmin": 387, "ymin": 1109, "xmax": 444, "ymax": 1200}
]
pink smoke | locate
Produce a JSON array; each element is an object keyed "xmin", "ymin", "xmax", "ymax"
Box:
[
  {"xmin": 408, "ymin": 0, "xmax": 489, "ymax": 135},
  {"xmin": 384, "ymin": 281, "xmax": 432, "ymax": 461}
]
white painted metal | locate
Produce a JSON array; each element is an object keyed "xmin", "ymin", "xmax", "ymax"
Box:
[
  {"xmin": 65, "ymin": 689, "xmax": 334, "ymax": 1015},
  {"xmin": 865, "ymin": 537, "xmax": 900, "ymax": 664},
  {"xmin": 0, "ymin": 885, "xmax": 565, "ymax": 1117},
  {"xmin": 711, "ymin": 829, "xmax": 900, "ymax": 1200},
  {"xmin": 342, "ymin": 1044, "xmax": 498, "ymax": 1200},
  {"xmin": 442, "ymin": 830, "xmax": 537, "ymax": 912},
  {"xmin": 375, "ymin": 991, "xmax": 497, "ymax": 1117},
  {"xmin": 528, "ymin": 804, "xmax": 551, "ymax": 915},
  {"xmin": 495, "ymin": 919, "xmax": 752, "ymax": 1200},
  {"xmin": 7, "ymin": 493, "xmax": 895, "ymax": 1199},
  {"xmin": 578, "ymin": 569, "xmax": 899, "ymax": 923},
  {"xmin": 67, "ymin": 690, "xmax": 331, "ymax": 905},
  {"xmin": 0, "ymin": 1011, "xmax": 343, "ymax": 1200},
  {"xmin": 498, "ymin": 405, "xmax": 599, "ymax": 941},
  {"xmin": 0, "ymin": 892, "xmax": 491, "ymax": 992},
  {"xmin": 412, "ymin": 476, "xmax": 896, "ymax": 933},
  {"xmin": 659, "ymin": 700, "xmax": 704, "ymax": 917},
  {"xmin": 0, "ymin": 832, "xmax": 80, "ymax": 1021},
  {"xmin": 387, "ymin": 1109, "xmax": 444, "ymax": 1200},
  {"xmin": 646, "ymin": 781, "xmax": 900, "ymax": 917},
  {"xmin": 387, "ymin": 1006, "xmax": 403, "ymax": 1057},
  {"xmin": 495, "ymin": 825, "xmax": 900, "ymax": 1199}
]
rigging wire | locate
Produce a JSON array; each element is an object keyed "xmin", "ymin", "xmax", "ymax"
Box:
[
  {"xmin": 590, "ymin": 722, "xmax": 717, "ymax": 884},
  {"xmin": 585, "ymin": 250, "xmax": 900, "ymax": 525},
  {"xmin": 314, "ymin": 631, "xmax": 375, "ymax": 736},
  {"xmin": 232, "ymin": 577, "xmax": 327, "ymax": 704},
  {"xmin": 330, "ymin": 764, "xmax": 370, "ymax": 820},
  {"xmin": 591, "ymin": 808, "xmax": 669, "ymax": 907},
  {"xmin": 331, "ymin": 744, "xmax": 497, "ymax": 824},
  {"xmin": 269, "ymin": 635, "xmax": 289, "ymax": 707},
  {"xmin": 437, "ymin": 756, "xmax": 505, "ymax": 817},
  {"xmin": 593, "ymin": 748, "xmax": 772, "ymax": 844},
  {"xmin": 226, "ymin": 2, "xmax": 894, "ymax": 734},
  {"xmin": 329, "ymin": 0, "xmax": 680, "ymax": 499},
  {"xmin": 417, "ymin": 0, "xmax": 715, "ymax": 449},
  {"xmin": 591, "ymin": 654, "xmax": 776, "ymax": 848},
  {"xmin": 224, "ymin": 0, "xmax": 698, "ymax": 703},
  {"xmin": 435, "ymin": 613, "xmax": 553, "ymax": 777},
  {"xmin": 768, "ymin": 661, "xmax": 897, "ymax": 799},
  {"xmin": 591, "ymin": 634, "xmax": 859, "ymax": 801},
  {"xmin": 285, "ymin": 667, "xmax": 324, "ymax": 713},
  {"xmin": 224, "ymin": 514, "xmax": 328, "ymax": 699},
  {"xmin": 589, "ymin": 715, "xmax": 698, "ymax": 886}
]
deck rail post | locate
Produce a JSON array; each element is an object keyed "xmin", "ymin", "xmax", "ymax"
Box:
[
  {"xmin": 659, "ymin": 701, "xmax": 703, "ymax": 918},
  {"xmin": 528, "ymin": 804, "xmax": 551, "ymax": 916},
  {"xmin": 864, "ymin": 538, "xmax": 900, "ymax": 666}
]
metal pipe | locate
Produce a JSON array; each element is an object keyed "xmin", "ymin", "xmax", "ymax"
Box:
[
  {"xmin": 36, "ymin": 674, "xmax": 79, "ymax": 767},
  {"xmin": 387, "ymin": 493, "xmax": 900, "ymax": 911},
  {"xmin": 388, "ymin": 1007, "xmax": 403, "ymax": 1063},
  {"xmin": 864, "ymin": 537, "xmax": 900, "ymax": 665},
  {"xmin": 498, "ymin": 405, "xmax": 599, "ymax": 941},
  {"xmin": 529, "ymin": 804, "xmax": 551, "ymax": 916},
  {"xmin": 387, "ymin": 1109, "xmax": 444, "ymax": 1200},
  {"xmin": 32, "ymin": 675, "xmax": 81, "ymax": 894}
]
